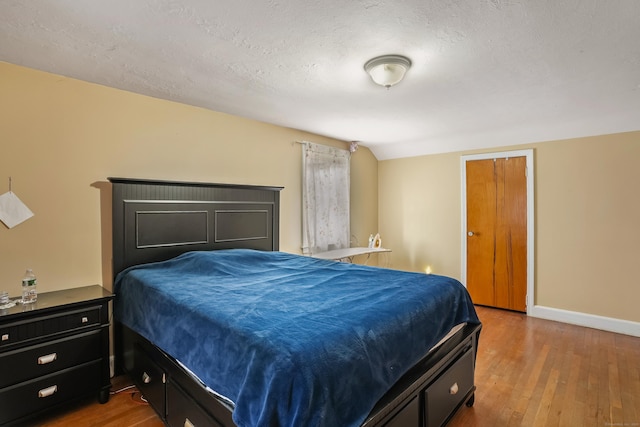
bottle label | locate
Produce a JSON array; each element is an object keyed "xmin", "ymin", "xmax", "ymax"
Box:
[{"xmin": 22, "ymin": 279, "xmax": 37, "ymax": 286}]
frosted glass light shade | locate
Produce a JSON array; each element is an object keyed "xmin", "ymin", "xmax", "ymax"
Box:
[{"xmin": 364, "ymin": 55, "xmax": 412, "ymax": 88}]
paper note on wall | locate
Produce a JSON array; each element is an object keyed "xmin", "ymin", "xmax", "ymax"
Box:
[{"xmin": 0, "ymin": 191, "xmax": 34, "ymax": 228}]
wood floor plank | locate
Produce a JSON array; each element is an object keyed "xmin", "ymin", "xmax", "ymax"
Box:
[
  {"xmin": 596, "ymin": 332, "xmax": 612, "ymax": 426},
  {"xmin": 559, "ymin": 353, "xmax": 582, "ymax": 426},
  {"xmin": 619, "ymin": 335, "xmax": 640, "ymax": 425},
  {"xmin": 515, "ymin": 343, "xmax": 550, "ymax": 421}
]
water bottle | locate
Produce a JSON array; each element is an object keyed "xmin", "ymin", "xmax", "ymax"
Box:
[{"xmin": 21, "ymin": 269, "xmax": 37, "ymax": 304}]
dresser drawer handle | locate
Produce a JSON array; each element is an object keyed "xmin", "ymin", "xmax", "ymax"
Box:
[
  {"xmin": 38, "ymin": 352, "xmax": 58, "ymax": 365},
  {"xmin": 184, "ymin": 418, "xmax": 195, "ymax": 427},
  {"xmin": 449, "ymin": 382, "xmax": 459, "ymax": 395},
  {"xmin": 38, "ymin": 385, "xmax": 58, "ymax": 398},
  {"xmin": 82, "ymin": 316, "xmax": 89, "ymax": 323},
  {"xmin": 1, "ymin": 333, "xmax": 8, "ymax": 342}
]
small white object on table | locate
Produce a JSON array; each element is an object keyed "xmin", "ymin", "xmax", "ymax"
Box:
[{"xmin": 312, "ymin": 247, "xmax": 391, "ymax": 263}]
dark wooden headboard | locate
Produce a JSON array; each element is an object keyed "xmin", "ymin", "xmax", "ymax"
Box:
[{"xmin": 109, "ymin": 178, "xmax": 283, "ymax": 277}]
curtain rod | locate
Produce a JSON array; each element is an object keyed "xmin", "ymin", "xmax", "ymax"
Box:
[{"xmin": 294, "ymin": 140, "xmax": 354, "ymax": 152}]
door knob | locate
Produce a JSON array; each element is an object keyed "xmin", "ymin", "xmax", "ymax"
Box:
[{"xmin": 468, "ymin": 231, "xmax": 475, "ymax": 237}]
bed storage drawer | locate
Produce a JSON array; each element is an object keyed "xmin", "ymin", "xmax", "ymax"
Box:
[
  {"xmin": 132, "ymin": 343, "xmax": 166, "ymax": 418},
  {"xmin": 167, "ymin": 380, "xmax": 224, "ymax": 427},
  {"xmin": 424, "ymin": 348, "xmax": 474, "ymax": 427},
  {"xmin": 383, "ymin": 395, "xmax": 420, "ymax": 427}
]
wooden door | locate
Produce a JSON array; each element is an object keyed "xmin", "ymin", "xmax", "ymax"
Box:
[{"xmin": 466, "ymin": 157, "xmax": 527, "ymax": 312}]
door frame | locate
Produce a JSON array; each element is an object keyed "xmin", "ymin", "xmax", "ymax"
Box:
[{"xmin": 460, "ymin": 149, "xmax": 535, "ymax": 314}]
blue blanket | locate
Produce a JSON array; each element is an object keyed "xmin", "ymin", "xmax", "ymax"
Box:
[{"xmin": 114, "ymin": 249, "xmax": 479, "ymax": 427}]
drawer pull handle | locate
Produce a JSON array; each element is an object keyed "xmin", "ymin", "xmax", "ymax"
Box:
[
  {"xmin": 81, "ymin": 316, "xmax": 89, "ymax": 323},
  {"xmin": 1, "ymin": 333, "xmax": 8, "ymax": 342},
  {"xmin": 449, "ymin": 382, "xmax": 459, "ymax": 395},
  {"xmin": 184, "ymin": 418, "xmax": 195, "ymax": 427},
  {"xmin": 142, "ymin": 372, "xmax": 151, "ymax": 384},
  {"xmin": 38, "ymin": 353, "xmax": 58, "ymax": 365},
  {"xmin": 38, "ymin": 385, "xmax": 58, "ymax": 398}
]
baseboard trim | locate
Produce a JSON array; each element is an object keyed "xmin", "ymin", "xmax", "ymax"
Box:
[{"xmin": 529, "ymin": 305, "xmax": 640, "ymax": 337}]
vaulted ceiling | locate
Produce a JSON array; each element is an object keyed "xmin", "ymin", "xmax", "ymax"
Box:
[{"xmin": 2, "ymin": 0, "xmax": 639, "ymax": 160}]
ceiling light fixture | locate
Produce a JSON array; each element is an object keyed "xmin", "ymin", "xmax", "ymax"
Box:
[{"xmin": 364, "ymin": 55, "xmax": 412, "ymax": 88}]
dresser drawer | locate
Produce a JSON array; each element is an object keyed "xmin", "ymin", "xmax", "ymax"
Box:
[
  {"xmin": 424, "ymin": 348, "xmax": 474, "ymax": 427},
  {"xmin": 0, "ymin": 360, "xmax": 101, "ymax": 426},
  {"xmin": 0, "ymin": 330, "xmax": 102, "ymax": 388},
  {"xmin": 0, "ymin": 306, "xmax": 103, "ymax": 349}
]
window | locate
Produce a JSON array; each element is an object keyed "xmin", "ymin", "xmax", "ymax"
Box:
[{"xmin": 301, "ymin": 142, "xmax": 350, "ymax": 255}]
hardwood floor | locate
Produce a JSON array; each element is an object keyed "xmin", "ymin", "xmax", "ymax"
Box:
[
  {"xmin": 448, "ymin": 307, "xmax": 640, "ymax": 427},
  {"xmin": 30, "ymin": 306, "xmax": 640, "ymax": 426}
]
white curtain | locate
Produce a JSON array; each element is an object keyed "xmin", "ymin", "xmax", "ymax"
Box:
[{"xmin": 301, "ymin": 142, "xmax": 350, "ymax": 255}]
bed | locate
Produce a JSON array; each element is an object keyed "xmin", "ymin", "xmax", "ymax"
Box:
[{"xmin": 110, "ymin": 177, "xmax": 481, "ymax": 427}]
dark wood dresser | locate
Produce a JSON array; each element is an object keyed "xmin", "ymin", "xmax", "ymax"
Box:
[{"xmin": 0, "ymin": 285, "xmax": 113, "ymax": 426}]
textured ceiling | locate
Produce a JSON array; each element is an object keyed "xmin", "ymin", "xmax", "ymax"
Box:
[{"xmin": 1, "ymin": 0, "xmax": 639, "ymax": 160}]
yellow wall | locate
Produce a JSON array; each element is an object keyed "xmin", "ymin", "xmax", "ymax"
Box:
[
  {"xmin": 0, "ymin": 62, "xmax": 378, "ymax": 295},
  {"xmin": 350, "ymin": 143, "xmax": 379, "ymax": 248},
  {"xmin": 3, "ymin": 60, "xmax": 637, "ymax": 325},
  {"xmin": 379, "ymin": 132, "xmax": 640, "ymax": 323}
]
